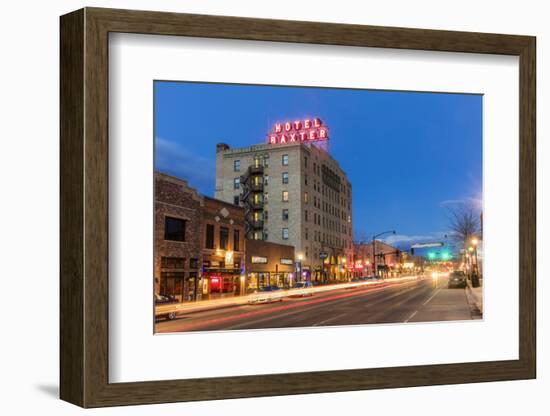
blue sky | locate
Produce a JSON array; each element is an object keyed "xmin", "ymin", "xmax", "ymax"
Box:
[{"xmin": 155, "ymin": 81, "xmax": 482, "ymax": 250}]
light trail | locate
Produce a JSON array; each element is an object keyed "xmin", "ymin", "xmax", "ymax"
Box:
[
  {"xmin": 156, "ymin": 275, "xmax": 423, "ymax": 317},
  {"xmin": 158, "ymin": 278, "xmax": 421, "ymax": 333}
]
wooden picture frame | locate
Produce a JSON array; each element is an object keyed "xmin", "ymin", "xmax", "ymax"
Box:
[{"xmin": 60, "ymin": 7, "xmax": 536, "ymax": 408}]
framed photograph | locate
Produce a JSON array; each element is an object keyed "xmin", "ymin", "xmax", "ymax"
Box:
[{"xmin": 60, "ymin": 7, "xmax": 536, "ymax": 408}]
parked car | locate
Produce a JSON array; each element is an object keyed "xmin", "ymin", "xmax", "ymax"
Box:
[
  {"xmin": 155, "ymin": 293, "xmax": 179, "ymax": 320},
  {"xmin": 365, "ymin": 275, "xmax": 379, "ymax": 281},
  {"xmin": 448, "ymin": 271, "xmax": 467, "ymax": 289},
  {"xmin": 248, "ymin": 286, "xmax": 284, "ymax": 304},
  {"xmin": 290, "ymin": 281, "xmax": 314, "ymax": 297}
]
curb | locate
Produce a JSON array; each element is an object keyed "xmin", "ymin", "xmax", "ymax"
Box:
[{"xmin": 465, "ymin": 283, "xmax": 483, "ymax": 318}]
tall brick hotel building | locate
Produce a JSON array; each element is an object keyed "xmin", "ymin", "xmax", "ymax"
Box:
[{"xmin": 215, "ymin": 117, "xmax": 354, "ymax": 283}]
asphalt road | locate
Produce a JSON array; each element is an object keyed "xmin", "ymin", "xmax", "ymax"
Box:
[{"xmin": 156, "ymin": 276, "xmax": 479, "ymax": 333}]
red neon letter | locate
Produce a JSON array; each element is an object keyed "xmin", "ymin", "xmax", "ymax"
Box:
[
  {"xmin": 284, "ymin": 122, "xmax": 292, "ymax": 132},
  {"xmin": 299, "ymin": 131, "xmax": 307, "ymax": 142},
  {"xmin": 309, "ymin": 130, "xmax": 317, "ymax": 140},
  {"xmin": 269, "ymin": 135, "xmax": 277, "ymax": 144},
  {"xmin": 294, "ymin": 120, "xmax": 302, "ymax": 130},
  {"xmin": 289, "ymin": 133, "xmax": 297, "ymax": 142},
  {"xmin": 280, "ymin": 134, "xmax": 287, "ymax": 144},
  {"xmin": 319, "ymin": 128, "xmax": 327, "ymax": 139},
  {"xmin": 304, "ymin": 119, "xmax": 311, "ymax": 129},
  {"xmin": 275, "ymin": 124, "xmax": 282, "ymax": 133},
  {"xmin": 314, "ymin": 118, "xmax": 322, "ymax": 128}
]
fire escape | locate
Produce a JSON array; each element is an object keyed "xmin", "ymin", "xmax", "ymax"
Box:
[{"xmin": 240, "ymin": 164, "xmax": 265, "ymax": 239}]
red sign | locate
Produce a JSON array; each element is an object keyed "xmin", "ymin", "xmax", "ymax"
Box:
[{"xmin": 268, "ymin": 117, "xmax": 329, "ymax": 145}]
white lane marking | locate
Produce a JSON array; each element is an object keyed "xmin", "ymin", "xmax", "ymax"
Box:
[
  {"xmin": 423, "ymin": 288, "xmax": 441, "ymax": 306},
  {"xmin": 313, "ymin": 313, "xmax": 348, "ymax": 326},
  {"xmin": 405, "ymin": 310, "xmax": 418, "ymax": 323}
]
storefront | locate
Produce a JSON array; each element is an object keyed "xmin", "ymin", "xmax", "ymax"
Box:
[
  {"xmin": 201, "ymin": 256, "xmax": 244, "ymax": 298},
  {"xmin": 245, "ymin": 240, "xmax": 295, "ymax": 290}
]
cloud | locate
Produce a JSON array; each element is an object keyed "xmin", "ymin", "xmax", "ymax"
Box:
[
  {"xmin": 381, "ymin": 231, "xmax": 449, "ymax": 247},
  {"xmin": 155, "ymin": 137, "xmax": 216, "ymax": 192},
  {"xmin": 440, "ymin": 197, "xmax": 482, "ymax": 209}
]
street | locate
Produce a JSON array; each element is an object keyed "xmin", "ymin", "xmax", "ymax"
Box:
[{"xmin": 156, "ymin": 276, "xmax": 481, "ymax": 333}]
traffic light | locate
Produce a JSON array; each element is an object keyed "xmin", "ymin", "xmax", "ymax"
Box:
[
  {"xmin": 410, "ymin": 248, "xmax": 415, "ymax": 256},
  {"xmin": 427, "ymin": 251, "xmax": 436, "ymax": 260}
]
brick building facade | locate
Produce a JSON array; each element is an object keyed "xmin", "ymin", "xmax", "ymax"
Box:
[
  {"xmin": 200, "ymin": 196, "xmax": 246, "ymax": 298},
  {"xmin": 155, "ymin": 173, "xmax": 203, "ymax": 302}
]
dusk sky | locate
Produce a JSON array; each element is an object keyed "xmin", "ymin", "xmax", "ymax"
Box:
[{"xmin": 154, "ymin": 81, "xmax": 482, "ymax": 251}]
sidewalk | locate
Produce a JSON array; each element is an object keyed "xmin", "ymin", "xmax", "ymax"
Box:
[
  {"xmin": 465, "ymin": 278, "xmax": 483, "ymax": 318},
  {"xmin": 410, "ymin": 285, "xmax": 473, "ymax": 322}
]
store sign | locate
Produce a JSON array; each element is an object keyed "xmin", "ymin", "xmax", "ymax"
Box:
[
  {"xmin": 319, "ymin": 251, "xmax": 328, "ymax": 259},
  {"xmin": 280, "ymin": 258, "xmax": 293, "ymax": 265},
  {"xmin": 251, "ymin": 256, "xmax": 268, "ymax": 264},
  {"xmin": 267, "ymin": 118, "xmax": 329, "ymax": 145}
]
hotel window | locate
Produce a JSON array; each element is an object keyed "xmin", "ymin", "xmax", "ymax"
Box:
[
  {"xmin": 205, "ymin": 224, "xmax": 214, "ymax": 249},
  {"xmin": 282, "ymin": 228, "xmax": 289, "ymax": 240},
  {"xmin": 264, "ymin": 192, "xmax": 269, "ymax": 203},
  {"xmin": 305, "ymin": 228, "xmax": 309, "ymax": 240},
  {"xmin": 282, "ymin": 209, "xmax": 289, "ymax": 221},
  {"xmin": 282, "ymin": 154, "xmax": 289, "ymax": 166},
  {"xmin": 282, "ymin": 172, "xmax": 289, "ymax": 184},
  {"xmin": 189, "ymin": 258, "xmax": 199, "ymax": 269},
  {"xmin": 233, "ymin": 229, "xmax": 240, "ymax": 251},
  {"xmin": 305, "ymin": 174, "xmax": 308, "ymax": 186},
  {"xmin": 304, "ymin": 192, "xmax": 309, "ymax": 203},
  {"xmin": 253, "ymin": 231, "xmax": 263, "ymax": 240},
  {"xmin": 282, "ymin": 191, "xmax": 289, "ymax": 202},
  {"xmin": 264, "ymin": 175, "xmax": 269, "ymax": 185},
  {"xmin": 263, "ymin": 210, "xmax": 269, "ymax": 221},
  {"xmin": 305, "ymin": 210, "xmax": 309, "ymax": 222},
  {"xmin": 263, "ymin": 154, "xmax": 269, "ymax": 167},
  {"xmin": 253, "ymin": 193, "xmax": 262, "ymax": 204},
  {"xmin": 219, "ymin": 227, "xmax": 229, "ymax": 250},
  {"xmin": 234, "ymin": 160, "xmax": 240, "ymax": 172},
  {"xmin": 164, "ymin": 217, "xmax": 186, "ymax": 242},
  {"xmin": 304, "ymin": 156, "xmax": 308, "ymax": 168},
  {"xmin": 263, "ymin": 229, "xmax": 269, "ymax": 240},
  {"xmin": 233, "ymin": 177, "xmax": 240, "ymax": 189},
  {"xmin": 233, "ymin": 195, "xmax": 240, "ymax": 206}
]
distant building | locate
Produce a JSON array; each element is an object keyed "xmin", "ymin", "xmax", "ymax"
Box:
[
  {"xmin": 214, "ymin": 118, "xmax": 354, "ymax": 282},
  {"xmin": 354, "ymin": 240, "xmax": 402, "ymax": 277}
]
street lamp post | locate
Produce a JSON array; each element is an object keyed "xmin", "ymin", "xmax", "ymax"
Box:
[
  {"xmin": 470, "ymin": 237, "xmax": 480, "ymax": 287},
  {"xmin": 372, "ymin": 230, "xmax": 396, "ymax": 278}
]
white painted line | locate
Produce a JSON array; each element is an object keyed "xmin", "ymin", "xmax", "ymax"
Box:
[
  {"xmin": 313, "ymin": 313, "xmax": 348, "ymax": 326},
  {"xmin": 405, "ymin": 310, "xmax": 418, "ymax": 323},
  {"xmin": 423, "ymin": 289, "xmax": 441, "ymax": 306}
]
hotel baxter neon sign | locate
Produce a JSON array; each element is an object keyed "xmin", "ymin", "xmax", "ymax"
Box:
[{"xmin": 267, "ymin": 118, "xmax": 329, "ymax": 145}]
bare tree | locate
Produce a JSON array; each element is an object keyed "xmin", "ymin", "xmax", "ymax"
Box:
[{"xmin": 446, "ymin": 203, "xmax": 480, "ymax": 247}]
